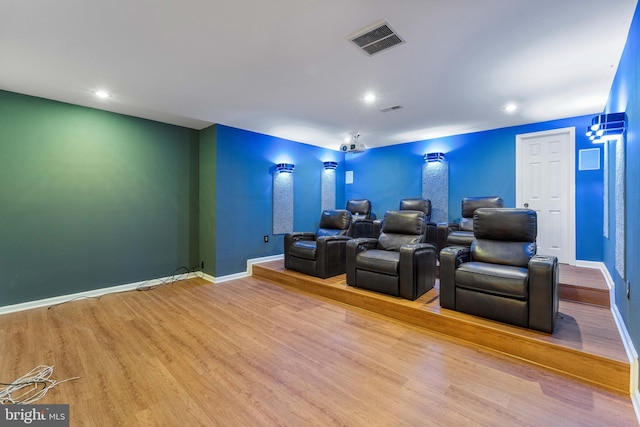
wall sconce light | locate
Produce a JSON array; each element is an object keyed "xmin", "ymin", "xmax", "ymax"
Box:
[
  {"xmin": 585, "ymin": 112, "xmax": 626, "ymax": 143},
  {"xmin": 276, "ymin": 163, "xmax": 295, "ymax": 173},
  {"xmin": 323, "ymin": 161, "xmax": 338, "ymax": 170},
  {"xmin": 424, "ymin": 152, "xmax": 445, "ymax": 163}
]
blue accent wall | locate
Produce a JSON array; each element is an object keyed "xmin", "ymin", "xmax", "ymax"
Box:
[
  {"xmin": 346, "ymin": 116, "xmax": 603, "ymax": 261},
  {"xmin": 343, "ymin": 145, "xmax": 424, "ymax": 217},
  {"xmin": 603, "ymin": 0, "xmax": 640, "ymax": 392},
  {"xmin": 214, "ymin": 125, "xmax": 344, "ymax": 276}
]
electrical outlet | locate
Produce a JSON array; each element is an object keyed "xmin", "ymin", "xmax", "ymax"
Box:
[
  {"xmin": 626, "ymin": 280, "xmax": 631, "ymax": 299},
  {"xmin": 264, "ymin": 234, "xmax": 269, "ymax": 243}
]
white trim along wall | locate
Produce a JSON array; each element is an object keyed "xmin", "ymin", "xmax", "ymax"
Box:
[{"xmin": 0, "ymin": 255, "xmax": 285, "ymax": 316}]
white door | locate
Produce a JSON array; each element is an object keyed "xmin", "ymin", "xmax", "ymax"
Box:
[{"xmin": 516, "ymin": 127, "xmax": 575, "ymax": 265}]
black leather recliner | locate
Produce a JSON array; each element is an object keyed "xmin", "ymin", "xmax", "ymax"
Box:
[
  {"xmin": 346, "ymin": 199, "xmax": 378, "ymax": 238},
  {"xmin": 346, "ymin": 210, "xmax": 437, "ymax": 300},
  {"xmin": 436, "ymin": 196, "xmax": 504, "ymax": 254},
  {"xmin": 284, "ymin": 210, "xmax": 352, "ymax": 279},
  {"xmin": 399, "ymin": 198, "xmax": 437, "ymax": 248},
  {"xmin": 439, "ymin": 208, "xmax": 559, "ymax": 333},
  {"xmin": 346, "ymin": 199, "xmax": 375, "ymax": 221}
]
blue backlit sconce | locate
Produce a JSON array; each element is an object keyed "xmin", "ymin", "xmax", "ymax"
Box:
[
  {"xmin": 276, "ymin": 163, "xmax": 295, "ymax": 173},
  {"xmin": 586, "ymin": 112, "xmax": 626, "ymax": 143},
  {"xmin": 424, "ymin": 152, "xmax": 445, "ymax": 163},
  {"xmin": 323, "ymin": 161, "xmax": 338, "ymax": 170}
]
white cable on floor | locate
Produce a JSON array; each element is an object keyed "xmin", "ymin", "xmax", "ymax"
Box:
[{"xmin": 0, "ymin": 365, "xmax": 79, "ymax": 405}]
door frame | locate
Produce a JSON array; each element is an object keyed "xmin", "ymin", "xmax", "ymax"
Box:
[{"xmin": 515, "ymin": 127, "xmax": 576, "ymax": 265}]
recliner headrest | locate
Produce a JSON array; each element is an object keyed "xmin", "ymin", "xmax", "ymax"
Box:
[
  {"xmin": 473, "ymin": 208, "xmax": 536, "ymax": 242},
  {"xmin": 382, "ymin": 210, "xmax": 425, "ymax": 235},
  {"xmin": 399, "ymin": 198, "xmax": 432, "ymax": 218},
  {"xmin": 318, "ymin": 209, "xmax": 351, "ymax": 231},
  {"xmin": 346, "ymin": 199, "xmax": 372, "ymax": 217},
  {"xmin": 378, "ymin": 210, "xmax": 426, "ymax": 251},
  {"xmin": 461, "ymin": 196, "xmax": 504, "ymax": 218}
]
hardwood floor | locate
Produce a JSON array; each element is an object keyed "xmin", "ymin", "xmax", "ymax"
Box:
[
  {"xmin": 253, "ymin": 261, "xmax": 632, "ymax": 394},
  {"xmin": 0, "ymin": 274, "xmax": 637, "ymax": 426}
]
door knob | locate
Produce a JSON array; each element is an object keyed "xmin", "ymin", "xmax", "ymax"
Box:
[{"xmin": 524, "ymin": 203, "xmax": 529, "ymax": 208}]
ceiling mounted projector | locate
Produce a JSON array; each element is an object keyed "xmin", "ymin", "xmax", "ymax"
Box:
[{"xmin": 340, "ymin": 134, "xmax": 366, "ymax": 153}]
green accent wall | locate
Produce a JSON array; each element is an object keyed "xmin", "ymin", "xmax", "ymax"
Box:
[
  {"xmin": 0, "ymin": 90, "xmax": 199, "ymax": 306},
  {"xmin": 198, "ymin": 125, "xmax": 217, "ymax": 277}
]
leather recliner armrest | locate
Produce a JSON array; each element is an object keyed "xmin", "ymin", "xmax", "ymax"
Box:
[
  {"xmin": 287, "ymin": 232, "xmax": 316, "ymax": 243},
  {"xmin": 424, "ymin": 221, "xmax": 438, "ymax": 248},
  {"xmin": 373, "ymin": 219, "xmax": 383, "ymax": 237},
  {"xmin": 350, "ymin": 218, "xmax": 376, "ymax": 238},
  {"xmin": 315, "ymin": 234, "xmax": 351, "ymax": 252},
  {"xmin": 399, "ymin": 243, "xmax": 437, "ymax": 300},
  {"xmin": 528, "ymin": 255, "xmax": 559, "ymax": 333},
  {"xmin": 284, "ymin": 232, "xmax": 317, "ymax": 268},
  {"xmin": 439, "ymin": 246, "xmax": 470, "ymax": 309},
  {"xmin": 346, "ymin": 238, "xmax": 378, "ymax": 285},
  {"xmin": 315, "ymin": 235, "xmax": 353, "ymax": 279},
  {"xmin": 436, "ymin": 222, "xmax": 460, "ymax": 255}
]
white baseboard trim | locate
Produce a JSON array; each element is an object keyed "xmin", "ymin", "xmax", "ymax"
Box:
[
  {"xmin": 575, "ymin": 259, "xmax": 605, "ymax": 269},
  {"xmin": 595, "ymin": 262, "xmax": 639, "ymax": 421},
  {"xmin": 0, "ymin": 271, "xmax": 201, "ymax": 316},
  {"xmin": 199, "ymin": 254, "xmax": 286, "ymax": 283},
  {"xmin": 599, "ymin": 262, "xmax": 616, "ymax": 293},
  {"xmin": 633, "ymin": 389, "xmax": 640, "ymax": 425},
  {"xmin": 200, "ymin": 254, "xmax": 284, "ymax": 283},
  {"xmin": 247, "ymin": 254, "xmax": 284, "ymax": 275},
  {"xmin": 611, "ymin": 303, "xmax": 640, "ymax": 389},
  {"xmin": 199, "ymin": 272, "xmax": 216, "ymax": 283},
  {"xmin": 0, "ymin": 255, "xmax": 286, "ymax": 315},
  {"xmin": 575, "ymin": 261, "xmax": 614, "ymax": 292},
  {"xmin": 215, "ymin": 254, "xmax": 283, "ymax": 283},
  {"xmin": 214, "ymin": 271, "xmax": 250, "ymax": 283}
]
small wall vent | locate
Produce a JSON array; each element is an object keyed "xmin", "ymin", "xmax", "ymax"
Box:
[
  {"xmin": 379, "ymin": 104, "xmax": 402, "ymax": 113},
  {"xmin": 349, "ymin": 21, "xmax": 404, "ymax": 56}
]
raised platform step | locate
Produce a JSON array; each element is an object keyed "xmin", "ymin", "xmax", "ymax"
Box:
[
  {"xmin": 252, "ymin": 260, "xmax": 630, "ymax": 394},
  {"xmin": 559, "ymin": 264, "xmax": 610, "ymax": 307}
]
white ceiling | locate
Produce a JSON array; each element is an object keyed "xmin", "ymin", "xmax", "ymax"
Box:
[{"xmin": 1, "ymin": 0, "xmax": 637, "ymax": 150}]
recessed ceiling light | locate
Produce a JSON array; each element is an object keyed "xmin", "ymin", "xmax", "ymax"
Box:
[
  {"xmin": 95, "ymin": 90, "xmax": 110, "ymax": 99},
  {"xmin": 504, "ymin": 103, "xmax": 517, "ymax": 113},
  {"xmin": 364, "ymin": 92, "xmax": 376, "ymax": 104}
]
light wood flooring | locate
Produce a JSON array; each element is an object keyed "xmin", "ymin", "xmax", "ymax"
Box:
[
  {"xmin": 253, "ymin": 261, "xmax": 632, "ymax": 394},
  {"xmin": 0, "ymin": 271, "xmax": 637, "ymax": 426}
]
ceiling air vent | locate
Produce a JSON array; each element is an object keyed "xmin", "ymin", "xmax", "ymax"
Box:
[
  {"xmin": 349, "ymin": 21, "xmax": 404, "ymax": 56},
  {"xmin": 379, "ymin": 104, "xmax": 402, "ymax": 113}
]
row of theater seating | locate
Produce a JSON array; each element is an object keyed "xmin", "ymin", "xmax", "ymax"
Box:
[{"xmin": 283, "ymin": 197, "xmax": 559, "ymax": 333}]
